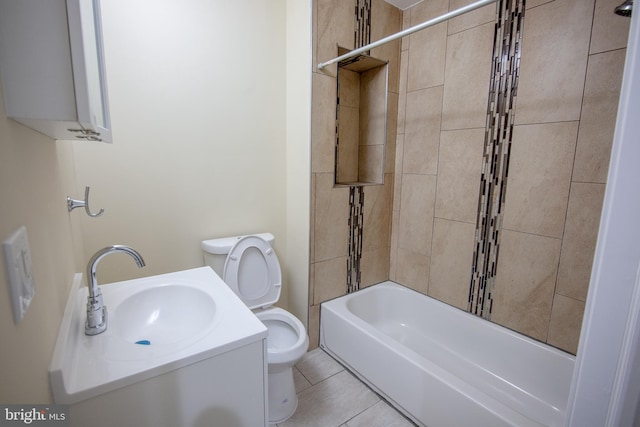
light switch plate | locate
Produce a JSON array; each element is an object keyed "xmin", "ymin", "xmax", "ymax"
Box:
[{"xmin": 3, "ymin": 226, "xmax": 35, "ymax": 324}]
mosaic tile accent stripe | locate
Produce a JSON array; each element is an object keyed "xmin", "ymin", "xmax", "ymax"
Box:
[
  {"xmin": 354, "ymin": 0, "xmax": 372, "ymax": 52},
  {"xmin": 347, "ymin": 186, "xmax": 365, "ymax": 293},
  {"xmin": 468, "ymin": 0, "xmax": 526, "ymax": 319},
  {"xmin": 345, "ymin": 0, "xmax": 370, "ymax": 294}
]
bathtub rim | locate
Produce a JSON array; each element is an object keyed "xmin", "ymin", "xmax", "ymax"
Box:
[
  {"xmin": 319, "ymin": 280, "xmax": 576, "ymax": 427},
  {"xmin": 323, "ymin": 281, "xmax": 576, "ymax": 359}
]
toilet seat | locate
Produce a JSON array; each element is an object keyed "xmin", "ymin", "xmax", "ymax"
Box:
[
  {"xmin": 223, "ymin": 235, "xmax": 282, "ymax": 310},
  {"xmin": 255, "ymin": 307, "xmax": 309, "ymax": 367}
]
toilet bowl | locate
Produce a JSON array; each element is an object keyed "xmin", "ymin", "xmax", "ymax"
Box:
[
  {"xmin": 256, "ymin": 307, "xmax": 308, "ymax": 422},
  {"xmin": 256, "ymin": 307, "xmax": 308, "ymax": 371},
  {"xmin": 201, "ymin": 233, "xmax": 309, "ymax": 424}
]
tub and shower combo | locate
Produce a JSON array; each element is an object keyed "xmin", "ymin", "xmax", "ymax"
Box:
[
  {"xmin": 319, "ymin": 0, "xmax": 579, "ymax": 424},
  {"xmin": 320, "ymin": 281, "xmax": 575, "ymax": 427}
]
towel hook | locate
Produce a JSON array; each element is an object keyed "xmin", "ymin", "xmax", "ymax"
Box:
[{"xmin": 67, "ymin": 186, "xmax": 105, "ymax": 218}]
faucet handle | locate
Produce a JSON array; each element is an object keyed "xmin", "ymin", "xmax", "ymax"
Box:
[
  {"xmin": 85, "ymin": 288, "xmax": 107, "ymax": 335},
  {"xmin": 67, "ymin": 186, "xmax": 105, "ymax": 218}
]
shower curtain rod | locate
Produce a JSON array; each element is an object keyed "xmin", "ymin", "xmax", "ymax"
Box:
[{"xmin": 317, "ymin": 0, "xmax": 497, "ymax": 70}]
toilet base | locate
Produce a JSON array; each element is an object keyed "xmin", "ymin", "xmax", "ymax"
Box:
[{"xmin": 267, "ymin": 367, "xmax": 298, "ymax": 424}]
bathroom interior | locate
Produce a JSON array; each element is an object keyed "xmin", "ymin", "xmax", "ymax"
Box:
[{"xmin": 0, "ymin": 0, "xmax": 639, "ymax": 425}]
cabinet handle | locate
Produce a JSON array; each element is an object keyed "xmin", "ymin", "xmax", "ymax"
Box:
[{"xmin": 68, "ymin": 128, "xmax": 103, "ymax": 142}]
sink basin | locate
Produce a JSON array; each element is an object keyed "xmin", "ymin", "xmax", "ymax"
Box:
[
  {"xmin": 112, "ymin": 284, "xmax": 215, "ymax": 345},
  {"xmin": 49, "ymin": 267, "xmax": 268, "ymax": 405}
]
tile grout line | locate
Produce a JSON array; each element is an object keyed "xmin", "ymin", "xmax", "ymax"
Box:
[{"xmin": 317, "ymin": 350, "xmax": 418, "ymax": 427}]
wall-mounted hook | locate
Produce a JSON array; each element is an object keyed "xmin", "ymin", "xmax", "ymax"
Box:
[{"xmin": 67, "ymin": 186, "xmax": 105, "ymax": 218}]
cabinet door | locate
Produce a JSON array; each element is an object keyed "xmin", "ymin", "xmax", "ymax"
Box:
[
  {"xmin": 0, "ymin": 0, "xmax": 111, "ymax": 142},
  {"xmin": 67, "ymin": 0, "xmax": 111, "ymax": 142}
]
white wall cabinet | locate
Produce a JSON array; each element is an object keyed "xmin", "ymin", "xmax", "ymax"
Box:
[{"xmin": 0, "ymin": 0, "xmax": 111, "ymax": 142}]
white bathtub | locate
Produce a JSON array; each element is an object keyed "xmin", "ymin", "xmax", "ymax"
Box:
[{"xmin": 320, "ymin": 281, "xmax": 575, "ymax": 427}]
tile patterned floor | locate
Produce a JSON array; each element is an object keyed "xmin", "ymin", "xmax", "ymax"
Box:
[{"xmin": 277, "ymin": 348, "xmax": 416, "ymax": 427}]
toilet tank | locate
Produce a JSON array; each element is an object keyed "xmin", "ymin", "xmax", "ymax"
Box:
[{"xmin": 201, "ymin": 233, "xmax": 275, "ymax": 277}]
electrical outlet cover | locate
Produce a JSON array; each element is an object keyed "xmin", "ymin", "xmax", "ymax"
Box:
[{"xmin": 3, "ymin": 226, "xmax": 35, "ymax": 323}]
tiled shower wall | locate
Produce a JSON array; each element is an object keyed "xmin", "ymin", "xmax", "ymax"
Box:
[
  {"xmin": 310, "ymin": 0, "xmax": 401, "ymax": 348},
  {"xmin": 309, "ymin": 0, "xmax": 629, "ymax": 355}
]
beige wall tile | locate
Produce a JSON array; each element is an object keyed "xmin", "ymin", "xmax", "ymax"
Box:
[
  {"xmin": 407, "ymin": 23, "xmax": 448, "ymax": 91},
  {"xmin": 310, "ymin": 0, "xmax": 624, "ymax": 349},
  {"xmin": 361, "ymin": 246, "xmax": 391, "ymax": 287},
  {"xmin": 312, "ymin": 73, "xmax": 337, "ymax": 173},
  {"xmin": 395, "ymin": 248, "xmax": 430, "ymax": 294},
  {"xmin": 556, "ymin": 182, "xmax": 606, "ymax": 301},
  {"xmin": 316, "ymin": 0, "xmax": 355, "ymax": 75},
  {"xmin": 393, "ymin": 135, "xmax": 404, "ymax": 212},
  {"xmin": 503, "ymin": 122, "xmax": 578, "ymax": 238},
  {"xmin": 590, "ymin": 0, "xmax": 631, "ymax": 54},
  {"xmin": 309, "ymin": 261, "xmax": 315, "ymax": 312},
  {"xmin": 313, "ymin": 256, "xmax": 348, "ymax": 304},
  {"xmin": 435, "ymin": 128, "xmax": 485, "ymax": 223},
  {"xmin": 398, "ymin": 174, "xmax": 437, "ymax": 255},
  {"xmin": 310, "ymin": 174, "xmax": 316, "ymax": 263},
  {"xmin": 372, "ymin": 36, "xmax": 401, "ymax": 94},
  {"xmin": 363, "ymin": 178, "xmax": 393, "ymax": 251},
  {"xmin": 573, "ymin": 49, "xmax": 626, "ymax": 183},
  {"xmin": 410, "ymin": 0, "xmax": 448, "ymax": 26},
  {"xmin": 403, "ymin": 86, "xmax": 443, "ymax": 175},
  {"xmin": 527, "ymin": 0, "xmax": 554, "ymax": 8},
  {"xmin": 515, "ymin": 0, "xmax": 594, "ymax": 124},
  {"xmin": 314, "ymin": 173, "xmax": 349, "ymax": 261},
  {"xmin": 338, "ymin": 68, "xmax": 360, "ymax": 108},
  {"xmin": 360, "ymin": 66, "xmax": 388, "ymax": 148},
  {"xmin": 370, "ymin": 0, "xmax": 402, "ymax": 93},
  {"xmin": 547, "ymin": 294, "xmax": 585, "ymax": 355},
  {"xmin": 385, "ymin": 92, "xmax": 399, "ymax": 174},
  {"xmin": 336, "ymin": 106, "xmax": 360, "ymax": 183},
  {"xmin": 441, "ymin": 22, "xmax": 493, "ymax": 130},
  {"xmin": 312, "ymin": 0, "xmax": 318, "ymax": 68},
  {"xmin": 359, "ymin": 145, "xmax": 385, "ymax": 183},
  {"xmin": 429, "ymin": 219, "xmax": 476, "ymax": 310},
  {"xmin": 308, "ymin": 304, "xmax": 320, "ymax": 349},
  {"xmin": 491, "ymin": 230, "xmax": 562, "ymax": 341},
  {"xmin": 397, "ymin": 50, "xmax": 409, "ymax": 135},
  {"xmin": 401, "ymin": 10, "xmax": 411, "ymax": 51},
  {"xmin": 448, "ymin": 0, "xmax": 495, "ymax": 35},
  {"xmin": 389, "ymin": 211, "xmax": 401, "ymax": 280}
]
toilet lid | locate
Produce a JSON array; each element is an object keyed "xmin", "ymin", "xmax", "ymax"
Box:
[{"xmin": 223, "ymin": 235, "xmax": 281, "ymax": 309}]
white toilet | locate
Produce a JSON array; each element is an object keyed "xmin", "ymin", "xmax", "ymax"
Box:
[{"xmin": 201, "ymin": 233, "xmax": 309, "ymax": 424}]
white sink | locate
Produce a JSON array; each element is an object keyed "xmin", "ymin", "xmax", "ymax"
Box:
[
  {"xmin": 49, "ymin": 267, "xmax": 267, "ymax": 404},
  {"xmin": 112, "ymin": 284, "xmax": 216, "ymax": 346}
]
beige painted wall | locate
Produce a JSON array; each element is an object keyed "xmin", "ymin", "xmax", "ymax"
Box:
[
  {"xmin": 0, "ymin": 108, "xmax": 83, "ymax": 402},
  {"xmin": 72, "ymin": 0, "xmax": 311, "ymax": 321},
  {"xmin": 73, "ymin": 0, "xmax": 288, "ymax": 285},
  {"xmin": 0, "ymin": 0, "xmax": 311, "ymax": 404},
  {"xmin": 286, "ymin": 0, "xmax": 313, "ymax": 324}
]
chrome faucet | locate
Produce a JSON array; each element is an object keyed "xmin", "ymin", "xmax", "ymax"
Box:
[{"xmin": 85, "ymin": 245, "xmax": 145, "ymax": 336}]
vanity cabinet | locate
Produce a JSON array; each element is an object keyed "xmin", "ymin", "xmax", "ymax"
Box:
[
  {"xmin": 69, "ymin": 340, "xmax": 268, "ymax": 427},
  {"xmin": 0, "ymin": 0, "xmax": 111, "ymax": 142}
]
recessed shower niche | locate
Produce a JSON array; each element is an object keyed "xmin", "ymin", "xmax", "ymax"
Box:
[{"xmin": 335, "ymin": 47, "xmax": 388, "ymax": 186}]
